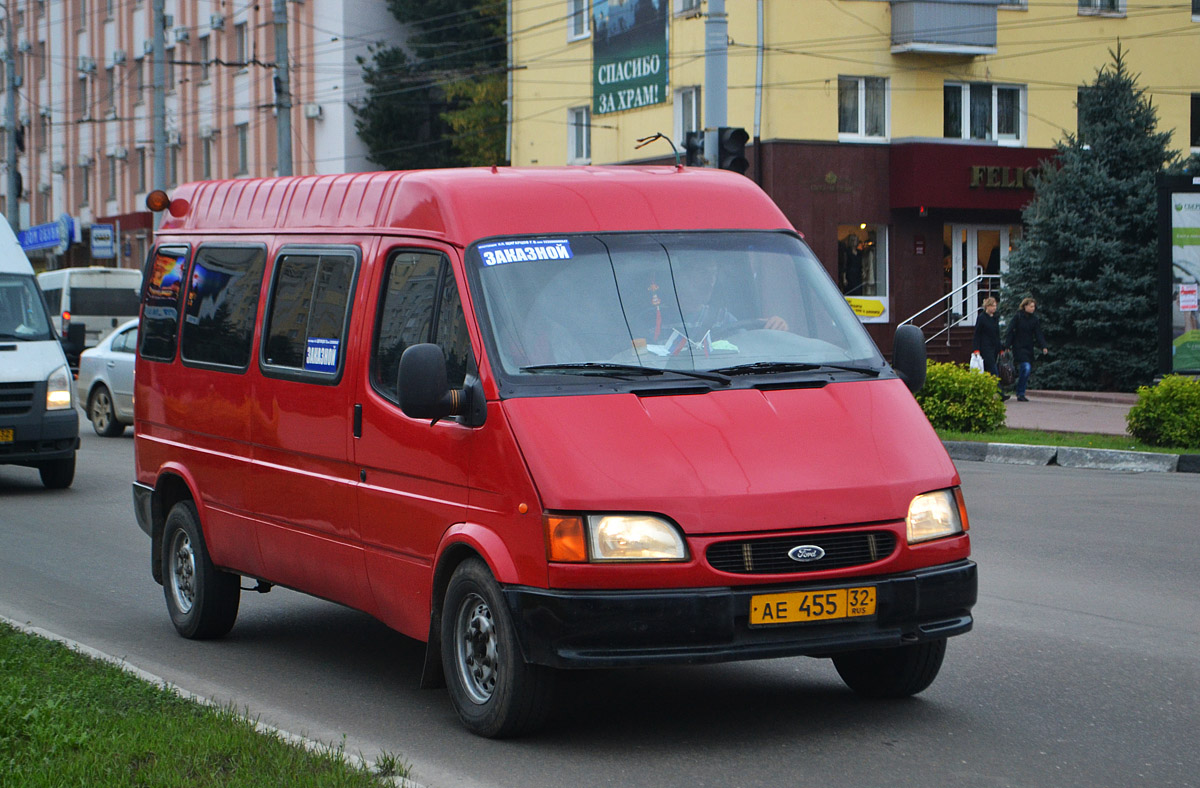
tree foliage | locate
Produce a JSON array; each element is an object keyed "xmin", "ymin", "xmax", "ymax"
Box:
[
  {"xmin": 353, "ymin": 0, "xmax": 507, "ymax": 170},
  {"xmin": 1000, "ymin": 45, "xmax": 1181, "ymax": 391}
]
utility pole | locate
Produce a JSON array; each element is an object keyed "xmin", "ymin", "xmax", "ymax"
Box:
[
  {"xmin": 273, "ymin": 0, "xmax": 292, "ymax": 176},
  {"xmin": 5, "ymin": 0, "xmax": 19, "ymax": 227},
  {"xmin": 151, "ymin": 0, "xmax": 166, "ymax": 200},
  {"xmin": 703, "ymin": 0, "xmax": 728, "ymax": 167}
]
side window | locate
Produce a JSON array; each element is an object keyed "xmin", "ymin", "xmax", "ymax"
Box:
[
  {"xmin": 113, "ymin": 326, "xmax": 138, "ymax": 353},
  {"xmin": 140, "ymin": 246, "xmax": 189, "ymax": 361},
  {"xmin": 42, "ymin": 287, "xmax": 62, "ymax": 314},
  {"xmin": 262, "ymin": 248, "xmax": 357, "ymax": 379},
  {"xmin": 372, "ymin": 250, "xmax": 472, "ymax": 404},
  {"xmin": 180, "ymin": 245, "xmax": 267, "ymax": 370}
]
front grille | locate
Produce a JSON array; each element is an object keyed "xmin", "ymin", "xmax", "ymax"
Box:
[
  {"xmin": 0, "ymin": 382, "xmax": 35, "ymax": 417},
  {"xmin": 706, "ymin": 531, "xmax": 896, "ymax": 575}
]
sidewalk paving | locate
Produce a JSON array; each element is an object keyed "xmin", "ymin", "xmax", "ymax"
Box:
[{"xmin": 942, "ymin": 389, "xmax": 1200, "ymax": 473}]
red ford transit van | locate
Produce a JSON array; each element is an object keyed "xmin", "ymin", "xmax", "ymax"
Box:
[{"xmin": 132, "ymin": 167, "xmax": 975, "ymax": 737}]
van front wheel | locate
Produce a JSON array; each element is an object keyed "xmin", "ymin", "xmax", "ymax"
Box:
[
  {"xmin": 832, "ymin": 638, "xmax": 947, "ymax": 698},
  {"xmin": 38, "ymin": 455, "xmax": 75, "ymax": 489},
  {"xmin": 162, "ymin": 501, "xmax": 240, "ymax": 639},
  {"xmin": 441, "ymin": 558, "xmax": 555, "ymax": 738}
]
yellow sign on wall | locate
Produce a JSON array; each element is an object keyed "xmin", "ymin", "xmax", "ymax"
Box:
[{"xmin": 846, "ymin": 297, "xmax": 886, "ymax": 318}]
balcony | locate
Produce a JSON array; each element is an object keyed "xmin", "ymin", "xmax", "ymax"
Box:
[{"xmin": 891, "ymin": 0, "xmax": 1001, "ymax": 56}]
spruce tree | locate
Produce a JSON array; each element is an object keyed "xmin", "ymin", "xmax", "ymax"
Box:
[{"xmin": 1001, "ymin": 46, "xmax": 1176, "ymax": 391}]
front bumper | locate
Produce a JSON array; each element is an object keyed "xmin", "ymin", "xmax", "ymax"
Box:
[
  {"xmin": 0, "ymin": 384, "xmax": 79, "ymax": 466},
  {"xmin": 505, "ymin": 560, "xmax": 976, "ymax": 668}
]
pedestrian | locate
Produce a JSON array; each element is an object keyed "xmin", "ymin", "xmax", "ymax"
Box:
[
  {"xmin": 971, "ymin": 297, "xmax": 1008, "ymax": 400},
  {"xmin": 1004, "ymin": 296, "xmax": 1048, "ymax": 402}
]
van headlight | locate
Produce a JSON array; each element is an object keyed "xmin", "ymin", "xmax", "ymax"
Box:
[
  {"xmin": 906, "ymin": 488, "xmax": 968, "ymax": 544},
  {"xmin": 545, "ymin": 514, "xmax": 688, "ymax": 562},
  {"xmin": 46, "ymin": 365, "xmax": 73, "ymax": 411}
]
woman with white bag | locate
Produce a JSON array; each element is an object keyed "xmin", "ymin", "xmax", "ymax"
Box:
[{"xmin": 971, "ymin": 297, "xmax": 1008, "ymax": 400}]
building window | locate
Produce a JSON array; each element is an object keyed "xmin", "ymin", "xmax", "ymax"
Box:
[
  {"xmin": 236, "ymin": 123, "xmax": 249, "ymax": 174},
  {"xmin": 133, "ymin": 58, "xmax": 144, "ymax": 102},
  {"xmin": 675, "ymin": 85, "xmax": 701, "ymax": 145},
  {"xmin": 568, "ymin": 0, "xmax": 590, "ymax": 40},
  {"xmin": 234, "ymin": 22, "xmax": 248, "ymax": 65},
  {"xmin": 79, "ymin": 164, "xmax": 91, "ymax": 205},
  {"xmin": 839, "ymin": 76, "xmax": 888, "ymax": 140},
  {"xmin": 77, "ymin": 76, "xmax": 89, "ymax": 120},
  {"xmin": 944, "ymin": 82, "xmax": 1024, "ymax": 145},
  {"xmin": 136, "ymin": 148, "xmax": 146, "ymax": 192},
  {"xmin": 1078, "ymin": 0, "xmax": 1123, "ymax": 13},
  {"xmin": 199, "ymin": 36, "xmax": 210, "ymax": 82},
  {"xmin": 1193, "ymin": 0, "xmax": 1199, "ymax": 17},
  {"xmin": 203, "ymin": 137, "xmax": 213, "ymax": 179},
  {"xmin": 107, "ymin": 156, "xmax": 118, "ymax": 201},
  {"xmin": 168, "ymin": 143, "xmax": 179, "ymax": 186},
  {"xmin": 165, "ymin": 51, "xmax": 175, "ymax": 91},
  {"xmin": 568, "ymin": 106, "xmax": 590, "ymax": 164},
  {"xmin": 1191, "ymin": 94, "xmax": 1200, "ymax": 150},
  {"xmin": 676, "ymin": 0, "xmax": 702, "ymax": 14},
  {"xmin": 105, "ymin": 67, "xmax": 116, "ymax": 115}
]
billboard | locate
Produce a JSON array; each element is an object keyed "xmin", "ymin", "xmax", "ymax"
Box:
[
  {"xmin": 592, "ymin": 0, "xmax": 668, "ymax": 116},
  {"xmin": 1157, "ymin": 175, "xmax": 1200, "ymax": 374}
]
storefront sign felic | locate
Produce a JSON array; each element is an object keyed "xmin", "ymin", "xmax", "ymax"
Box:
[{"xmin": 969, "ymin": 165, "xmax": 1039, "ymax": 190}]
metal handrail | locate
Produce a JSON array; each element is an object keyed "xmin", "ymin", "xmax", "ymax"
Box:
[{"xmin": 899, "ymin": 274, "xmax": 1001, "ymax": 345}]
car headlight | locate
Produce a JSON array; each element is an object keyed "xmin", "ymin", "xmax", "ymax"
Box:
[
  {"xmin": 906, "ymin": 488, "xmax": 968, "ymax": 544},
  {"xmin": 46, "ymin": 365, "xmax": 73, "ymax": 411},
  {"xmin": 544, "ymin": 514, "xmax": 688, "ymax": 562}
]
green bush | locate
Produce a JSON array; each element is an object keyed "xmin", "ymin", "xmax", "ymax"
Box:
[
  {"xmin": 915, "ymin": 361, "xmax": 1007, "ymax": 433},
  {"xmin": 1125, "ymin": 375, "xmax": 1200, "ymax": 449}
]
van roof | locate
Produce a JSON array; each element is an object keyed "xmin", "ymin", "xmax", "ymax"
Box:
[
  {"xmin": 156, "ymin": 167, "xmax": 794, "ymax": 245},
  {"xmin": 0, "ymin": 214, "xmax": 34, "ymax": 276}
]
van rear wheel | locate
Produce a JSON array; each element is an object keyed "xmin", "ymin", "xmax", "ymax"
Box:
[
  {"xmin": 441, "ymin": 558, "xmax": 555, "ymax": 738},
  {"xmin": 832, "ymin": 638, "xmax": 947, "ymax": 698},
  {"xmin": 162, "ymin": 501, "xmax": 240, "ymax": 639}
]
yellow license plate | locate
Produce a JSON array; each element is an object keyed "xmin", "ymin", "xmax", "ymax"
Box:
[
  {"xmin": 0, "ymin": 428, "xmax": 13, "ymax": 443},
  {"xmin": 750, "ymin": 586, "xmax": 876, "ymax": 626}
]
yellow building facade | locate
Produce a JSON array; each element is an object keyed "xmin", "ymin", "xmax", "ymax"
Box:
[{"xmin": 509, "ymin": 0, "xmax": 1200, "ymax": 349}]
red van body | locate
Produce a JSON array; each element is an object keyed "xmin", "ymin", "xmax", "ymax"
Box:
[{"xmin": 132, "ymin": 167, "xmax": 975, "ymax": 737}]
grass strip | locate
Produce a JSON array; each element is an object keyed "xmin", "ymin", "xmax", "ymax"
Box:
[
  {"xmin": 936, "ymin": 426, "xmax": 1194, "ymax": 455},
  {"xmin": 0, "ymin": 622, "xmax": 409, "ymax": 788}
]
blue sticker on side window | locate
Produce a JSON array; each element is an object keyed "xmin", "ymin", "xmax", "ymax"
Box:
[
  {"xmin": 304, "ymin": 337, "xmax": 339, "ymax": 373},
  {"xmin": 477, "ymin": 239, "xmax": 573, "ymax": 266}
]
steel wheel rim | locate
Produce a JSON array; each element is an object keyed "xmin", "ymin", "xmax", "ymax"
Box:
[
  {"xmin": 92, "ymin": 391, "xmax": 112, "ymax": 432},
  {"xmin": 168, "ymin": 529, "xmax": 196, "ymax": 614},
  {"xmin": 454, "ymin": 592, "xmax": 498, "ymax": 704}
]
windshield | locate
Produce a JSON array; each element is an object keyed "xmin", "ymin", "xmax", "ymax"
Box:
[
  {"xmin": 0, "ymin": 274, "xmax": 54, "ymax": 341},
  {"xmin": 470, "ymin": 232, "xmax": 883, "ymax": 386}
]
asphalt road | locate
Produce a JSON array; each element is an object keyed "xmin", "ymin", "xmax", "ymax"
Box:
[{"xmin": 1, "ymin": 424, "xmax": 1197, "ymax": 788}]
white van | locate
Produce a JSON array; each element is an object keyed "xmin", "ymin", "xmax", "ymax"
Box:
[
  {"xmin": 0, "ymin": 218, "xmax": 79, "ymax": 488},
  {"xmin": 37, "ymin": 266, "xmax": 143, "ymax": 363}
]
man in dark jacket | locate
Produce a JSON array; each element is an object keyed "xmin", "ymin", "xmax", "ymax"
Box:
[
  {"xmin": 972, "ymin": 297, "xmax": 1007, "ymax": 399},
  {"xmin": 1004, "ymin": 297, "xmax": 1048, "ymax": 401}
]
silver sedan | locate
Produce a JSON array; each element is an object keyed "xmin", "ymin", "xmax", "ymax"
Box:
[{"xmin": 75, "ymin": 318, "xmax": 138, "ymax": 436}]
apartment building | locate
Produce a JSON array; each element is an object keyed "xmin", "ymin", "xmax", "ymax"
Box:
[
  {"xmin": 510, "ymin": 0, "xmax": 1200, "ymax": 346},
  {"xmin": 2, "ymin": 0, "xmax": 403, "ymax": 270}
]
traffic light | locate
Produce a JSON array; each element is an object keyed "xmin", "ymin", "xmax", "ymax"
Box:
[
  {"xmin": 716, "ymin": 126, "xmax": 749, "ymax": 174},
  {"xmin": 684, "ymin": 130, "xmax": 704, "ymax": 167}
]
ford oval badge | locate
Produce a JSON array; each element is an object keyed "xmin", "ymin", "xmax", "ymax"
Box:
[{"xmin": 787, "ymin": 545, "xmax": 825, "ymax": 563}]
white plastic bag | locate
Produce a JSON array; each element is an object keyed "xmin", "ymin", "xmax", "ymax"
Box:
[{"xmin": 969, "ymin": 352, "xmax": 985, "ymax": 373}]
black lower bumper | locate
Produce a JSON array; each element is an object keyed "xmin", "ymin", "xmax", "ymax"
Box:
[
  {"xmin": 0, "ymin": 403, "xmax": 78, "ymax": 466},
  {"xmin": 505, "ymin": 561, "xmax": 977, "ymax": 668}
]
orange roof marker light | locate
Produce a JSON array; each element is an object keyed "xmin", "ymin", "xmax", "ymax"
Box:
[{"xmin": 145, "ymin": 189, "xmax": 190, "ymax": 218}]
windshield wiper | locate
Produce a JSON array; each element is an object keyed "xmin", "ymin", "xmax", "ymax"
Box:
[
  {"xmin": 520, "ymin": 362, "xmax": 731, "ymax": 385},
  {"xmin": 711, "ymin": 361, "xmax": 882, "ymax": 377}
]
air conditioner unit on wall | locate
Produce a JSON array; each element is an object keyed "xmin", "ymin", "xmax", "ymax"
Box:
[
  {"xmin": 166, "ymin": 130, "xmax": 181, "ymax": 146},
  {"xmin": 112, "ymin": 49, "xmax": 127, "ymax": 65},
  {"xmin": 17, "ymin": 39, "xmax": 32, "ymax": 53},
  {"xmin": 199, "ymin": 124, "xmax": 216, "ymax": 140},
  {"xmin": 210, "ymin": 14, "xmax": 225, "ymax": 31},
  {"xmin": 110, "ymin": 147, "xmax": 128, "ymax": 160},
  {"xmin": 78, "ymin": 154, "xmax": 94, "ymax": 168},
  {"xmin": 303, "ymin": 103, "xmax": 323, "ymax": 120},
  {"xmin": 143, "ymin": 40, "xmax": 155, "ymax": 56},
  {"xmin": 174, "ymin": 27, "xmax": 190, "ymax": 44},
  {"xmin": 77, "ymin": 55, "xmax": 97, "ymax": 73},
  {"xmin": 51, "ymin": 161, "xmax": 66, "ymax": 174}
]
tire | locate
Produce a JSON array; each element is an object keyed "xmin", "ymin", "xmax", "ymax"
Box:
[
  {"xmin": 441, "ymin": 558, "xmax": 555, "ymax": 738},
  {"xmin": 833, "ymin": 638, "xmax": 947, "ymax": 699},
  {"xmin": 161, "ymin": 501, "xmax": 240, "ymax": 639},
  {"xmin": 38, "ymin": 455, "xmax": 76, "ymax": 489},
  {"xmin": 88, "ymin": 385, "xmax": 125, "ymax": 437}
]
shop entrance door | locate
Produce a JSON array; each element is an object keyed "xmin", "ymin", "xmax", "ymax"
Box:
[{"xmin": 946, "ymin": 224, "xmax": 1019, "ymax": 326}]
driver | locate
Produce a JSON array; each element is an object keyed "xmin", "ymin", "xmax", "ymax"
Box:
[{"xmin": 658, "ymin": 260, "xmax": 788, "ymax": 340}]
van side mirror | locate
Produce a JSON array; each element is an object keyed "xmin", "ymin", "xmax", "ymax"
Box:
[
  {"xmin": 398, "ymin": 343, "xmax": 470, "ymax": 424},
  {"xmin": 892, "ymin": 324, "xmax": 927, "ymax": 394}
]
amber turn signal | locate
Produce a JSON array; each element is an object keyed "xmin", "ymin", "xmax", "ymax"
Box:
[
  {"xmin": 544, "ymin": 514, "xmax": 587, "ymax": 562},
  {"xmin": 145, "ymin": 190, "xmax": 171, "ymax": 212}
]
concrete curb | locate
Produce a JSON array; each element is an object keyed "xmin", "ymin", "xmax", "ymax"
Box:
[{"xmin": 943, "ymin": 441, "xmax": 1200, "ymax": 473}]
